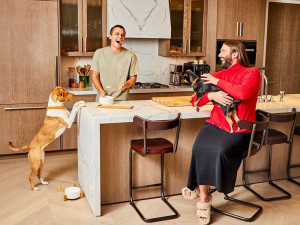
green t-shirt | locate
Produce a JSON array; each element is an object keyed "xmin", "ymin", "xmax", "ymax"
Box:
[{"xmin": 91, "ymin": 47, "xmax": 139, "ymax": 101}]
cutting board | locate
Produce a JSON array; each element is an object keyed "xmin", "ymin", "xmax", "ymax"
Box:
[
  {"xmin": 97, "ymin": 104, "xmax": 134, "ymax": 109},
  {"xmin": 152, "ymin": 96, "xmax": 193, "ymax": 107}
]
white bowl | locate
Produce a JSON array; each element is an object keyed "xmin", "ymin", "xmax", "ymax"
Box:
[
  {"xmin": 99, "ymin": 96, "xmax": 114, "ymax": 105},
  {"xmin": 64, "ymin": 187, "xmax": 81, "ymax": 200}
]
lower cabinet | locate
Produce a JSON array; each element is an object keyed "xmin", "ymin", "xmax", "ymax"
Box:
[{"xmin": 0, "ymin": 104, "xmax": 60, "ymax": 155}]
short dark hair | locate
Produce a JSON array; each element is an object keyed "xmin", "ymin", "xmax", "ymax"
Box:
[
  {"xmin": 110, "ymin": 25, "xmax": 126, "ymax": 35},
  {"xmin": 223, "ymin": 40, "xmax": 250, "ymax": 68}
]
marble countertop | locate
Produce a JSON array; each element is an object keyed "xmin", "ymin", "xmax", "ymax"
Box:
[
  {"xmin": 68, "ymin": 85, "xmax": 193, "ymax": 95},
  {"xmin": 79, "ymin": 94, "xmax": 300, "ymax": 125}
]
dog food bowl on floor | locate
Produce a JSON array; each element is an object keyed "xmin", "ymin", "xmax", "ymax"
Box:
[
  {"xmin": 99, "ymin": 96, "xmax": 114, "ymax": 105},
  {"xmin": 64, "ymin": 186, "xmax": 81, "ymax": 200}
]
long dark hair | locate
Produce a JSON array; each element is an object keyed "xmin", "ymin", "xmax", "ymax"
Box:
[{"xmin": 224, "ymin": 40, "xmax": 250, "ymax": 67}]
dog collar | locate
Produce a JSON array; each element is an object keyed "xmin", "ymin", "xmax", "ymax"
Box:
[
  {"xmin": 191, "ymin": 77, "xmax": 199, "ymax": 87},
  {"xmin": 46, "ymin": 106, "xmax": 65, "ymax": 109}
]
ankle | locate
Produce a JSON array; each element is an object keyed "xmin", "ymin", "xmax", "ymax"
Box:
[{"xmin": 199, "ymin": 194, "xmax": 211, "ymax": 203}]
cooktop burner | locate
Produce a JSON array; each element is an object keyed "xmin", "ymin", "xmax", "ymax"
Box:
[{"xmin": 132, "ymin": 82, "xmax": 169, "ymax": 89}]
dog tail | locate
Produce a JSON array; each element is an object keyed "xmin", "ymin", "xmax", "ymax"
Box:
[{"xmin": 8, "ymin": 140, "xmax": 29, "ymax": 151}]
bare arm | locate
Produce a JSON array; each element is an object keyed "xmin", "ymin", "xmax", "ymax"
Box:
[
  {"xmin": 119, "ymin": 75, "xmax": 137, "ymax": 91},
  {"xmin": 91, "ymin": 70, "xmax": 106, "ymax": 96}
]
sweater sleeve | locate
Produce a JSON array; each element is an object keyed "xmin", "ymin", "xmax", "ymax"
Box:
[
  {"xmin": 216, "ymin": 68, "xmax": 261, "ymax": 100},
  {"xmin": 191, "ymin": 93, "xmax": 210, "ymax": 107}
]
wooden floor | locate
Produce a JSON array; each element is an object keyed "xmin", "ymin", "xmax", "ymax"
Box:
[{"xmin": 1, "ymin": 151, "xmax": 300, "ymax": 225}]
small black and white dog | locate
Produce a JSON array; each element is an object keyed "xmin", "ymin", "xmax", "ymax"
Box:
[{"xmin": 185, "ymin": 69, "xmax": 241, "ymax": 132}]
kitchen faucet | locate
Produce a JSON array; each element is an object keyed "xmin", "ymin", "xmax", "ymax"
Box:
[{"xmin": 259, "ymin": 72, "xmax": 269, "ymax": 102}]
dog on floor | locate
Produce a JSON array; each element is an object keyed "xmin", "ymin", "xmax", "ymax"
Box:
[
  {"xmin": 8, "ymin": 87, "xmax": 85, "ymax": 191},
  {"xmin": 184, "ymin": 69, "xmax": 241, "ymax": 133}
]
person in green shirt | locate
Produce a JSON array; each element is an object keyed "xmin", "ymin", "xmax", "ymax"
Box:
[{"xmin": 91, "ymin": 25, "xmax": 139, "ymax": 101}]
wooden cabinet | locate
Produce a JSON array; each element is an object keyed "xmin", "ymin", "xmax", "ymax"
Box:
[
  {"xmin": 61, "ymin": 0, "xmax": 107, "ymax": 56},
  {"xmin": 217, "ymin": 0, "xmax": 260, "ymax": 40},
  {"xmin": 0, "ymin": 0, "xmax": 59, "ymax": 105},
  {"xmin": 159, "ymin": 0, "xmax": 208, "ymax": 56},
  {"xmin": 0, "ymin": 105, "xmax": 60, "ymax": 155}
]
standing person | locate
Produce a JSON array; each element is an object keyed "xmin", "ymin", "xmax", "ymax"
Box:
[
  {"xmin": 91, "ymin": 25, "xmax": 139, "ymax": 101},
  {"xmin": 182, "ymin": 40, "xmax": 261, "ymax": 224}
]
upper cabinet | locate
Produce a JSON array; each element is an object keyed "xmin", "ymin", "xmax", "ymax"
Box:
[
  {"xmin": 159, "ymin": 0, "xmax": 208, "ymax": 57},
  {"xmin": 217, "ymin": 0, "xmax": 260, "ymax": 40},
  {"xmin": 61, "ymin": 0, "xmax": 107, "ymax": 56}
]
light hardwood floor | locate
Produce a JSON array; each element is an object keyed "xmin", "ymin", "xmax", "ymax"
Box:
[{"xmin": 1, "ymin": 151, "xmax": 300, "ymax": 225}]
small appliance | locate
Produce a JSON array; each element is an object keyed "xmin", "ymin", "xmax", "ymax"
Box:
[
  {"xmin": 169, "ymin": 64, "xmax": 183, "ymax": 86},
  {"xmin": 183, "ymin": 62, "xmax": 210, "ymax": 77}
]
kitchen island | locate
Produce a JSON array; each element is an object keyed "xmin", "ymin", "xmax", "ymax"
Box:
[{"xmin": 77, "ymin": 94, "xmax": 300, "ymax": 216}]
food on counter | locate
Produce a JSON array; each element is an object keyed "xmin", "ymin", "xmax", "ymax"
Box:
[
  {"xmin": 79, "ymin": 81, "xmax": 85, "ymax": 89},
  {"xmin": 71, "ymin": 82, "xmax": 78, "ymax": 88}
]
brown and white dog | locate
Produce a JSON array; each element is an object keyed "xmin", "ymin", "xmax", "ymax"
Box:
[{"xmin": 8, "ymin": 87, "xmax": 85, "ymax": 191}]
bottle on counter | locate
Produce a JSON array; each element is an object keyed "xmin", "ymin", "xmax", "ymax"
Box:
[{"xmin": 68, "ymin": 67, "xmax": 76, "ymax": 88}]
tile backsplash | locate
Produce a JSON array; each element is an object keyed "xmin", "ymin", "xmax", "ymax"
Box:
[{"xmin": 61, "ymin": 39, "xmax": 196, "ymax": 88}]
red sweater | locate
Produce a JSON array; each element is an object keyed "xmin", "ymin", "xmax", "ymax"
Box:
[{"xmin": 192, "ymin": 63, "xmax": 261, "ymax": 133}]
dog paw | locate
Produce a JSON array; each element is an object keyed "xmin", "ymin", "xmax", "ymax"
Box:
[
  {"xmin": 33, "ymin": 187, "xmax": 39, "ymax": 191},
  {"xmin": 40, "ymin": 178, "xmax": 48, "ymax": 185}
]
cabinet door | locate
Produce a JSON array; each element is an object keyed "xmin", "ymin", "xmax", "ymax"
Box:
[
  {"xmin": 238, "ymin": 0, "xmax": 260, "ymax": 40},
  {"xmin": 217, "ymin": 0, "xmax": 239, "ymax": 40},
  {"xmin": 0, "ymin": 0, "xmax": 58, "ymax": 105},
  {"xmin": 0, "ymin": 104, "xmax": 60, "ymax": 155}
]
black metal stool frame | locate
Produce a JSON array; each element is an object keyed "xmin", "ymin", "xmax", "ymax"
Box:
[
  {"xmin": 242, "ymin": 108, "xmax": 297, "ymax": 201},
  {"xmin": 287, "ymin": 113, "xmax": 300, "ymax": 186},
  {"xmin": 211, "ymin": 112, "xmax": 268, "ymax": 222},
  {"xmin": 129, "ymin": 114, "xmax": 181, "ymax": 223}
]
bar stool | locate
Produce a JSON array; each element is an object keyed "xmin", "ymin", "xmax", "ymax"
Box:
[
  {"xmin": 211, "ymin": 112, "xmax": 269, "ymax": 222},
  {"xmin": 243, "ymin": 108, "xmax": 297, "ymax": 201},
  {"xmin": 287, "ymin": 119, "xmax": 300, "ymax": 185},
  {"xmin": 129, "ymin": 113, "xmax": 181, "ymax": 223}
]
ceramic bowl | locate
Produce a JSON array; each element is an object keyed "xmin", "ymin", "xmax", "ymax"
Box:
[
  {"xmin": 99, "ymin": 96, "xmax": 114, "ymax": 105},
  {"xmin": 64, "ymin": 186, "xmax": 81, "ymax": 200}
]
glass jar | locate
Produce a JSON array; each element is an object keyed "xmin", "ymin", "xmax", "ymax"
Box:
[{"xmin": 68, "ymin": 67, "xmax": 76, "ymax": 87}]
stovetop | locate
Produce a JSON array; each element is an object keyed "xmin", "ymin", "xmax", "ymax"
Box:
[{"xmin": 132, "ymin": 82, "xmax": 169, "ymax": 89}]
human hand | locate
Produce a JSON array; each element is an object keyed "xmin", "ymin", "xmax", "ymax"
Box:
[
  {"xmin": 99, "ymin": 90, "xmax": 106, "ymax": 97},
  {"xmin": 208, "ymin": 91, "xmax": 233, "ymax": 106},
  {"xmin": 201, "ymin": 73, "xmax": 219, "ymax": 85},
  {"xmin": 119, "ymin": 81, "xmax": 127, "ymax": 91}
]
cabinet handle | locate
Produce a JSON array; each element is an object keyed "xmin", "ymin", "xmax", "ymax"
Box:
[
  {"xmin": 84, "ymin": 36, "xmax": 87, "ymax": 53},
  {"xmin": 188, "ymin": 39, "xmax": 191, "ymax": 53},
  {"xmin": 184, "ymin": 39, "xmax": 187, "ymax": 54},
  {"xmin": 239, "ymin": 22, "xmax": 243, "ymax": 37},
  {"xmin": 4, "ymin": 106, "xmax": 46, "ymax": 111},
  {"xmin": 236, "ymin": 22, "xmax": 239, "ymax": 37},
  {"xmin": 55, "ymin": 56, "xmax": 58, "ymax": 86}
]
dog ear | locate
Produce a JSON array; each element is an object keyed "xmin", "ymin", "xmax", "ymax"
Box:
[{"xmin": 51, "ymin": 87, "xmax": 64, "ymax": 102}]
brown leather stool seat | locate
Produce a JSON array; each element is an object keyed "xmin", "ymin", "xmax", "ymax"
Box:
[
  {"xmin": 131, "ymin": 138, "xmax": 173, "ymax": 155},
  {"xmin": 244, "ymin": 108, "xmax": 297, "ymax": 201},
  {"xmin": 129, "ymin": 113, "xmax": 181, "ymax": 223},
  {"xmin": 211, "ymin": 112, "xmax": 269, "ymax": 222}
]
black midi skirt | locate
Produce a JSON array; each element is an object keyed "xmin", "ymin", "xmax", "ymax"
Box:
[{"xmin": 187, "ymin": 122, "xmax": 251, "ymax": 194}]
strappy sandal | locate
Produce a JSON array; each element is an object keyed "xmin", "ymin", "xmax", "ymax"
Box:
[
  {"xmin": 196, "ymin": 199, "xmax": 212, "ymax": 225},
  {"xmin": 181, "ymin": 187, "xmax": 200, "ymax": 200}
]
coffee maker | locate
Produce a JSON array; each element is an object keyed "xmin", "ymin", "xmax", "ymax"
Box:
[
  {"xmin": 183, "ymin": 62, "xmax": 210, "ymax": 77},
  {"xmin": 169, "ymin": 64, "xmax": 183, "ymax": 86}
]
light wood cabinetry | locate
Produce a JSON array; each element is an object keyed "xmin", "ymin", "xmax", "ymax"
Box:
[
  {"xmin": 0, "ymin": 0, "xmax": 59, "ymax": 105},
  {"xmin": 0, "ymin": 105, "xmax": 60, "ymax": 155},
  {"xmin": 60, "ymin": 0, "xmax": 107, "ymax": 56},
  {"xmin": 217, "ymin": 0, "xmax": 260, "ymax": 40},
  {"xmin": 159, "ymin": 0, "xmax": 208, "ymax": 56}
]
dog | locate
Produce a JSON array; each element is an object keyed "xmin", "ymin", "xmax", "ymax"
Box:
[
  {"xmin": 8, "ymin": 87, "xmax": 86, "ymax": 191},
  {"xmin": 184, "ymin": 69, "xmax": 241, "ymax": 133}
]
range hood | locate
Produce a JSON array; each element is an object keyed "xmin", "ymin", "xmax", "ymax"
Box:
[{"xmin": 107, "ymin": 0, "xmax": 171, "ymax": 39}]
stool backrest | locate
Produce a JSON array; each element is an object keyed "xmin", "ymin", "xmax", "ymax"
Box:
[
  {"xmin": 238, "ymin": 112, "xmax": 269, "ymax": 158},
  {"xmin": 133, "ymin": 113, "xmax": 182, "ymax": 155},
  {"xmin": 256, "ymin": 108, "xmax": 297, "ymax": 143}
]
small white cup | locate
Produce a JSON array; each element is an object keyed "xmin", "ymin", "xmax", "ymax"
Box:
[{"xmin": 99, "ymin": 96, "xmax": 114, "ymax": 105}]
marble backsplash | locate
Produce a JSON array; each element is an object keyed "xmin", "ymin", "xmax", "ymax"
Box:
[{"xmin": 61, "ymin": 39, "xmax": 196, "ymax": 88}]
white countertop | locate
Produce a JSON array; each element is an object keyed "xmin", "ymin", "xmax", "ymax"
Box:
[{"xmin": 68, "ymin": 85, "xmax": 193, "ymax": 95}]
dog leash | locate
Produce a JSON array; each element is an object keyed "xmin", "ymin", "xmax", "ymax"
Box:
[
  {"xmin": 191, "ymin": 77, "xmax": 199, "ymax": 87},
  {"xmin": 46, "ymin": 106, "xmax": 65, "ymax": 109}
]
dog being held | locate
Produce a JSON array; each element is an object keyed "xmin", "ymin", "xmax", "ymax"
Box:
[
  {"xmin": 8, "ymin": 87, "xmax": 85, "ymax": 191},
  {"xmin": 185, "ymin": 69, "xmax": 241, "ymax": 133}
]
